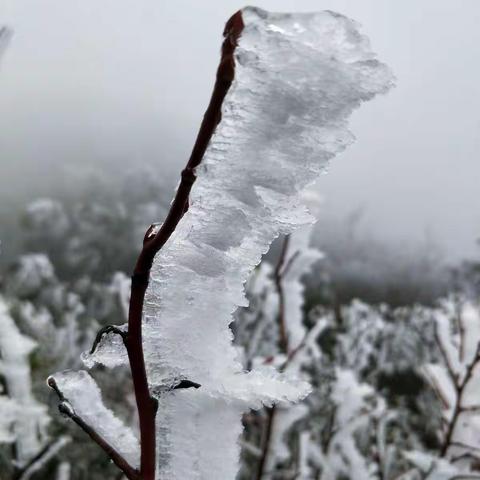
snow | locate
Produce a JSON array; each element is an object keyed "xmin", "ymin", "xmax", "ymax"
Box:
[
  {"xmin": 0, "ymin": 395, "xmax": 18, "ymax": 443},
  {"xmin": 299, "ymin": 369, "xmax": 385, "ymax": 480},
  {"xmin": 17, "ymin": 436, "xmax": 71, "ymax": 480},
  {"xmin": 55, "ymin": 6, "xmax": 393, "ymax": 478},
  {"xmin": 24, "ymin": 198, "xmax": 70, "ymax": 238},
  {"xmin": 404, "ymin": 451, "xmax": 464, "ymax": 480},
  {"xmin": 8, "ymin": 254, "xmax": 56, "ymax": 297},
  {"xmin": 0, "ymin": 296, "xmax": 50, "ymax": 466},
  {"xmin": 280, "ymin": 191, "xmax": 324, "ymax": 351},
  {"xmin": 421, "ymin": 298, "xmax": 480, "ymax": 473}
]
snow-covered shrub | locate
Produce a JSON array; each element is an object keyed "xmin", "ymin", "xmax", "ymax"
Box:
[
  {"xmin": 410, "ymin": 297, "xmax": 480, "ymax": 478},
  {"xmin": 238, "ymin": 257, "xmax": 480, "ymax": 480},
  {"xmin": 0, "ymin": 251, "xmax": 139, "ymax": 478},
  {"xmin": 0, "ymin": 296, "xmax": 71, "ymax": 479},
  {"xmin": 21, "ymin": 169, "xmax": 172, "ymax": 281}
]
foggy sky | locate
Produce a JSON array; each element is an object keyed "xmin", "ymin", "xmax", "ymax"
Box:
[{"xmin": 1, "ymin": 0, "xmax": 479, "ymax": 261}]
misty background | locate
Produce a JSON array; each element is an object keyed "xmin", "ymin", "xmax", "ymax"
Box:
[{"xmin": 1, "ymin": 0, "xmax": 479, "ymax": 264}]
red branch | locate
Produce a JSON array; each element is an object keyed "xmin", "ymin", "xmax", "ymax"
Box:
[
  {"xmin": 50, "ymin": 10, "xmax": 245, "ymax": 480},
  {"xmin": 124, "ymin": 10, "xmax": 245, "ymax": 480}
]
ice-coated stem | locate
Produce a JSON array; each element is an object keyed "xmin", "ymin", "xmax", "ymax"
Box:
[{"xmin": 124, "ymin": 10, "xmax": 245, "ymax": 480}]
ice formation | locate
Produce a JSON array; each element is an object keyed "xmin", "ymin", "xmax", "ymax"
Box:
[{"xmin": 52, "ymin": 6, "xmax": 393, "ymax": 478}]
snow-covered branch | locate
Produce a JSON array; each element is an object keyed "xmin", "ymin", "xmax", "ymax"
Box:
[{"xmin": 420, "ymin": 299, "xmax": 480, "ymax": 476}]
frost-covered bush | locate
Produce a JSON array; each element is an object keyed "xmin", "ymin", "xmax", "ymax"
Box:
[
  {"xmin": 237, "ymin": 247, "xmax": 480, "ymax": 479},
  {"xmin": 20, "ymin": 168, "xmax": 172, "ymax": 280},
  {"xmin": 0, "ymin": 251, "xmax": 138, "ymax": 479},
  {"xmin": 0, "ymin": 295, "xmax": 71, "ymax": 480}
]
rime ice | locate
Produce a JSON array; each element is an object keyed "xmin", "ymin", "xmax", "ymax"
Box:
[
  {"xmin": 0, "ymin": 297, "xmax": 50, "ymax": 465},
  {"xmin": 56, "ymin": 7, "xmax": 393, "ymax": 478}
]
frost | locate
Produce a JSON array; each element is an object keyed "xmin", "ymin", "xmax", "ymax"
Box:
[
  {"xmin": 296, "ymin": 369, "xmax": 386, "ymax": 480},
  {"xmin": 48, "ymin": 370, "xmax": 140, "ymax": 468},
  {"xmin": 0, "ymin": 395, "xmax": 18, "ymax": 443},
  {"xmin": 17, "ymin": 436, "xmax": 71, "ymax": 480},
  {"xmin": 24, "ymin": 198, "xmax": 70, "ymax": 239},
  {"xmin": 7, "ymin": 254, "xmax": 56, "ymax": 297},
  {"xmin": 0, "ymin": 296, "xmax": 50, "ymax": 465},
  {"xmin": 279, "ymin": 190, "xmax": 324, "ymax": 351},
  {"xmin": 420, "ymin": 298, "xmax": 480, "ymax": 474},
  {"xmin": 404, "ymin": 451, "xmax": 465, "ymax": 479},
  {"xmin": 56, "ymin": 6, "xmax": 393, "ymax": 478}
]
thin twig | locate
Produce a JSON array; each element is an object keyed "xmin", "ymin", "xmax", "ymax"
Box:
[
  {"xmin": 122, "ymin": 11, "xmax": 245, "ymax": 480},
  {"xmin": 451, "ymin": 441, "xmax": 480, "ymax": 452},
  {"xmin": 256, "ymin": 235, "xmax": 292, "ymax": 480},
  {"xmin": 273, "ymin": 236, "xmax": 291, "ymax": 355},
  {"xmin": 255, "ymin": 406, "xmax": 277, "ymax": 480},
  {"xmin": 172, "ymin": 380, "xmax": 201, "ymax": 390},
  {"xmin": 440, "ymin": 342, "xmax": 480, "ymax": 457},
  {"xmin": 63, "ymin": 9, "xmax": 244, "ymax": 478},
  {"xmin": 433, "ymin": 322, "xmax": 458, "ymax": 388},
  {"xmin": 456, "ymin": 296, "xmax": 466, "ymax": 363},
  {"xmin": 425, "ymin": 365, "xmax": 451, "ymax": 410},
  {"xmin": 90, "ymin": 325, "xmax": 127, "ymax": 355}
]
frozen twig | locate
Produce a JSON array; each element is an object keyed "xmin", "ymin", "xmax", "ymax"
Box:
[
  {"xmin": 70, "ymin": 10, "xmax": 245, "ymax": 480},
  {"xmin": 123, "ymin": 12, "xmax": 244, "ymax": 479},
  {"xmin": 47, "ymin": 377, "xmax": 140, "ymax": 480}
]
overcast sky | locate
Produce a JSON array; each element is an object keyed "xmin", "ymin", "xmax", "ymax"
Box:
[{"xmin": 1, "ymin": 0, "xmax": 479, "ymax": 262}]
